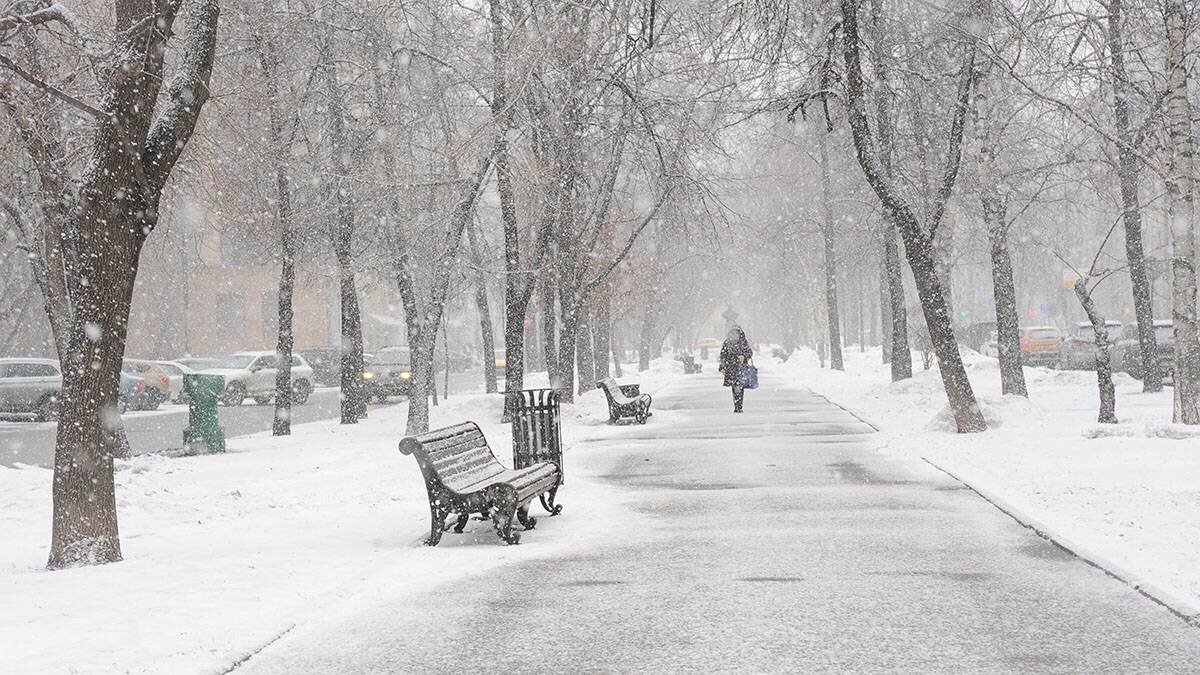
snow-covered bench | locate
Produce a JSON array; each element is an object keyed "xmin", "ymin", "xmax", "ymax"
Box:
[
  {"xmin": 399, "ymin": 422, "xmax": 560, "ymax": 546},
  {"xmin": 596, "ymin": 377, "xmax": 652, "ymax": 424}
]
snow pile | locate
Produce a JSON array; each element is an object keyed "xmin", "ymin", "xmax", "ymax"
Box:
[
  {"xmin": 778, "ymin": 346, "xmax": 1200, "ymax": 618},
  {"xmin": 0, "ymin": 364, "xmax": 677, "ymax": 673}
]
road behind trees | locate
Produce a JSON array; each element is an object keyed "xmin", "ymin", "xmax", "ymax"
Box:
[{"xmin": 0, "ymin": 371, "xmax": 483, "ymax": 468}]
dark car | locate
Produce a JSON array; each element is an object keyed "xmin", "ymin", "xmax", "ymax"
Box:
[
  {"xmin": 1115, "ymin": 320, "xmax": 1175, "ymax": 383},
  {"xmin": 362, "ymin": 347, "xmax": 412, "ymax": 402},
  {"xmin": 297, "ymin": 347, "xmax": 341, "ymax": 386}
]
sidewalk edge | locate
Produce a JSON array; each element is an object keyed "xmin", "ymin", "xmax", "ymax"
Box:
[{"xmin": 922, "ymin": 457, "xmax": 1200, "ymax": 629}]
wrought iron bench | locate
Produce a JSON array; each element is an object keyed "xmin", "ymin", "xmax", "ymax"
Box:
[
  {"xmin": 596, "ymin": 377, "xmax": 652, "ymax": 424},
  {"xmin": 678, "ymin": 353, "xmax": 703, "ymax": 374},
  {"xmin": 399, "ymin": 421, "xmax": 560, "ymax": 546}
]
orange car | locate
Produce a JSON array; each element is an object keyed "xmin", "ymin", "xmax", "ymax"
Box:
[{"xmin": 1019, "ymin": 326, "xmax": 1063, "ymax": 367}]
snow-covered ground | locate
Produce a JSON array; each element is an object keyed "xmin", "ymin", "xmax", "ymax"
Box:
[
  {"xmin": 0, "ymin": 363, "xmax": 679, "ymax": 674},
  {"xmin": 782, "ymin": 345, "xmax": 1200, "ymax": 621},
  {"xmin": 5, "ymin": 349, "xmax": 1199, "ymax": 673}
]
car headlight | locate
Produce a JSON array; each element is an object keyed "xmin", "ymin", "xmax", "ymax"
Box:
[
  {"xmin": 362, "ymin": 371, "xmax": 375, "ymax": 380},
  {"xmin": 399, "ymin": 372, "xmax": 411, "ymax": 380}
]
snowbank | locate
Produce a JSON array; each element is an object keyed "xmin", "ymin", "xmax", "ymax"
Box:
[{"xmin": 779, "ymin": 346, "xmax": 1200, "ymax": 621}]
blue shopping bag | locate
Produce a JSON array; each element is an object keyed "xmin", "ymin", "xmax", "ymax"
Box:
[{"xmin": 738, "ymin": 364, "xmax": 759, "ymax": 389}]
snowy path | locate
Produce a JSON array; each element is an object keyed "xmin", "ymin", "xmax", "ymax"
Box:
[{"xmin": 237, "ymin": 370, "xmax": 1200, "ymax": 672}]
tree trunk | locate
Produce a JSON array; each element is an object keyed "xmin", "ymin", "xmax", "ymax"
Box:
[
  {"xmin": 819, "ymin": 128, "xmax": 844, "ymax": 371},
  {"xmin": 1106, "ymin": 0, "xmax": 1161, "ymax": 393},
  {"xmin": 594, "ymin": 288, "xmax": 612, "ymax": 379},
  {"xmin": 576, "ymin": 306, "xmax": 596, "ymax": 394},
  {"xmin": 840, "ymin": 0, "xmax": 985, "ymax": 432},
  {"xmin": 321, "ymin": 31, "xmax": 365, "ymax": 425},
  {"xmin": 611, "ymin": 325, "xmax": 624, "ymax": 377},
  {"xmin": 467, "ymin": 221, "xmax": 498, "ymax": 394},
  {"xmin": 984, "ymin": 206, "xmax": 1027, "ymax": 397},
  {"xmin": 49, "ymin": 225, "xmax": 140, "ymax": 568},
  {"xmin": 45, "ymin": 0, "xmax": 219, "ymax": 568},
  {"xmin": 556, "ymin": 298, "xmax": 578, "ymax": 402},
  {"xmin": 638, "ymin": 304, "xmax": 654, "ymax": 372},
  {"xmin": 1164, "ymin": 0, "xmax": 1200, "ymax": 424},
  {"xmin": 869, "ymin": 0, "xmax": 910, "ymax": 380},
  {"xmin": 1074, "ymin": 281, "xmax": 1118, "ymax": 424},
  {"xmin": 337, "ymin": 258, "xmax": 366, "ymax": 423},
  {"xmin": 541, "ymin": 277, "xmax": 557, "ymax": 377},
  {"xmin": 259, "ymin": 36, "xmax": 297, "ymax": 435}
]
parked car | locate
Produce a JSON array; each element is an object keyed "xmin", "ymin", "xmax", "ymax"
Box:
[
  {"xmin": 153, "ymin": 360, "xmax": 196, "ymax": 403},
  {"xmin": 1115, "ymin": 320, "xmax": 1176, "ymax": 383},
  {"xmin": 176, "ymin": 357, "xmax": 219, "ymax": 372},
  {"xmin": 201, "ymin": 352, "xmax": 314, "ymax": 406},
  {"xmin": 962, "ymin": 321, "xmax": 999, "ymax": 353},
  {"xmin": 1058, "ymin": 321, "xmax": 1124, "ymax": 370},
  {"xmin": 297, "ymin": 347, "xmax": 341, "ymax": 386},
  {"xmin": 1018, "ymin": 326, "xmax": 1063, "ymax": 367},
  {"xmin": 362, "ymin": 347, "xmax": 413, "ymax": 402},
  {"xmin": 493, "ymin": 349, "xmax": 507, "ymax": 369},
  {"xmin": 0, "ymin": 358, "xmax": 62, "ymax": 421},
  {"xmin": 118, "ymin": 371, "xmax": 148, "ymax": 412},
  {"xmin": 122, "ymin": 359, "xmax": 175, "ymax": 408}
]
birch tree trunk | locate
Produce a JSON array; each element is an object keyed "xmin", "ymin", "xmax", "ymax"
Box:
[
  {"xmin": 819, "ymin": 127, "xmax": 844, "ymax": 371},
  {"xmin": 1164, "ymin": 0, "xmax": 1200, "ymax": 424}
]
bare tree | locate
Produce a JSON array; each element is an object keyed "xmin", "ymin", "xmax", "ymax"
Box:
[
  {"xmin": 1, "ymin": 0, "xmax": 220, "ymax": 567},
  {"xmin": 840, "ymin": 0, "xmax": 987, "ymax": 432}
]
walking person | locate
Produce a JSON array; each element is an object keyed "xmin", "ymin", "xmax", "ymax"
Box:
[{"xmin": 719, "ymin": 326, "xmax": 754, "ymax": 413}]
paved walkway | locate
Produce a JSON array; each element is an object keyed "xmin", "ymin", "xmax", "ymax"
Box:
[{"xmin": 240, "ymin": 370, "xmax": 1200, "ymax": 673}]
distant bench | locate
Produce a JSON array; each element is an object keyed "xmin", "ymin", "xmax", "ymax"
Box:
[
  {"xmin": 678, "ymin": 353, "xmax": 702, "ymax": 374},
  {"xmin": 596, "ymin": 377, "xmax": 652, "ymax": 424},
  {"xmin": 400, "ymin": 422, "xmax": 560, "ymax": 545}
]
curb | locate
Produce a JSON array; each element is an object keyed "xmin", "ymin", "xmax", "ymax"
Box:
[{"xmin": 922, "ymin": 457, "xmax": 1200, "ymax": 629}]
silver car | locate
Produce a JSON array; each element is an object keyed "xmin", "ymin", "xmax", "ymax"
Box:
[
  {"xmin": 1058, "ymin": 321, "xmax": 1123, "ymax": 370},
  {"xmin": 0, "ymin": 358, "xmax": 62, "ymax": 421},
  {"xmin": 201, "ymin": 351, "xmax": 315, "ymax": 406}
]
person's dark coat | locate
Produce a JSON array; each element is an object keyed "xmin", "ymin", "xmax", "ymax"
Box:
[{"xmin": 719, "ymin": 330, "xmax": 753, "ymax": 387}]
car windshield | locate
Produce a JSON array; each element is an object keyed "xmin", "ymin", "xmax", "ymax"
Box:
[
  {"xmin": 373, "ymin": 349, "xmax": 410, "ymax": 366},
  {"xmin": 212, "ymin": 354, "xmax": 256, "ymax": 369},
  {"xmin": 156, "ymin": 363, "xmax": 182, "ymax": 375},
  {"xmin": 1029, "ymin": 329, "xmax": 1059, "ymax": 340}
]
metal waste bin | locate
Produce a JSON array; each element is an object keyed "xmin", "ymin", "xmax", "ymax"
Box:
[
  {"xmin": 508, "ymin": 388, "xmax": 563, "ymax": 515},
  {"xmin": 183, "ymin": 373, "xmax": 226, "ymax": 453}
]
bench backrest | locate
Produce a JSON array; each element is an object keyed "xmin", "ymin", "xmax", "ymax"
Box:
[
  {"xmin": 596, "ymin": 377, "xmax": 636, "ymax": 405},
  {"xmin": 400, "ymin": 421, "xmax": 507, "ymax": 495}
]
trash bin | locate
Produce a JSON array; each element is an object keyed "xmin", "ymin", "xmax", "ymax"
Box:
[
  {"xmin": 508, "ymin": 388, "xmax": 563, "ymax": 515},
  {"xmin": 183, "ymin": 373, "xmax": 226, "ymax": 453}
]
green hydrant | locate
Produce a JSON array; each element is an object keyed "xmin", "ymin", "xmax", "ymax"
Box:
[{"xmin": 183, "ymin": 373, "xmax": 226, "ymax": 453}]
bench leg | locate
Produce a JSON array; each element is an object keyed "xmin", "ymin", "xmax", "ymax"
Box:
[
  {"xmin": 539, "ymin": 487, "xmax": 563, "ymax": 516},
  {"xmin": 452, "ymin": 512, "xmax": 470, "ymax": 534},
  {"xmin": 425, "ymin": 504, "xmax": 449, "ymax": 546},
  {"xmin": 489, "ymin": 488, "xmax": 521, "ymax": 545},
  {"xmin": 517, "ymin": 505, "xmax": 537, "ymax": 531}
]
